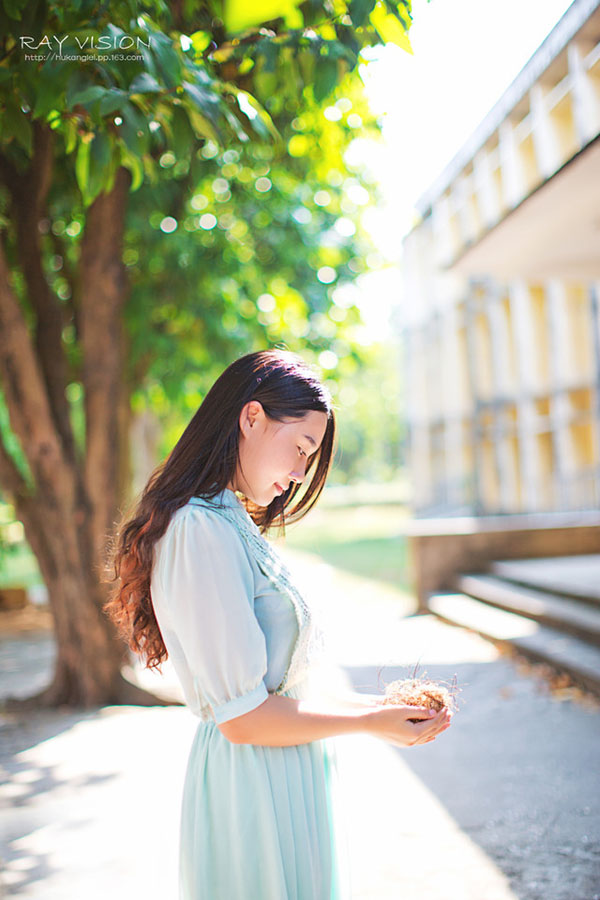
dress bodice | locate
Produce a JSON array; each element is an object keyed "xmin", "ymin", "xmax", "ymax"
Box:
[{"xmin": 150, "ymin": 487, "xmax": 323, "ymax": 722}]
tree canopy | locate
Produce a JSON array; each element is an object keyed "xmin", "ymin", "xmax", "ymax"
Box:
[
  {"xmin": 1, "ymin": 0, "xmax": 411, "ymax": 492},
  {"xmin": 0, "ymin": 0, "xmax": 412, "ymax": 706},
  {"xmin": 1, "ymin": 0, "xmax": 412, "ymax": 203}
]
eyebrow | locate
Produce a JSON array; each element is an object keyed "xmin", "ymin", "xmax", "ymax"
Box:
[{"xmin": 303, "ymin": 434, "xmax": 317, "ymax": 448}]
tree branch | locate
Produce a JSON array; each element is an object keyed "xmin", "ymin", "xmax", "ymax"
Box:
[
  {"xmin": 79, "ymin": 165, "xmax": 132, "ymax": 564},
  {"xmin": 0, "ymin": 124, "xmax": 78, "ymax": 471},
  {"xmin": 0, "ymin": 150, "xmax": 19, "ymax": 188},
  {"xmin": 48, "ymin": 226, "xmax": 81, "ymax": 351},
  {"xmin": 0, "ymin": 237, "xmax": 75, "ymax": 513}
]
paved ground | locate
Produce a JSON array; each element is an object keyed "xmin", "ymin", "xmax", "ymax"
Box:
[{"xmin": 1, "ymin": 547, "xmax": 599, "ymax": 900}]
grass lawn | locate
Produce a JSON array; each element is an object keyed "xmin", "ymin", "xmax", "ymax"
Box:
[
  {"xmin": 0, "ymin": 543, "xmax": 42, "ymax": 590},
  {"xmin": 276, "ymin": 502, "xmax": 412, "ymax": 593}
]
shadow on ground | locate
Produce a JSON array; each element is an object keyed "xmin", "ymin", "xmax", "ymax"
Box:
[
  {"xmin": 0, "ymin": 707, "xmax": 121, "ymax": 896},
  {"xmin": 343, "ymin": 660, "xmax": 600, "ymax": 900}
]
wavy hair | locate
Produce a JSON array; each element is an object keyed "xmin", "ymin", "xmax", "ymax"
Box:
[{"xmin": 104, "ymin": 349, "xmax": 336, "ymax": 670}]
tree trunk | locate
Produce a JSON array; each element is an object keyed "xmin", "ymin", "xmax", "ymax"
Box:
[{"xmin": 0, "ymin": 157, "xmax": 171, "ymax": 708}]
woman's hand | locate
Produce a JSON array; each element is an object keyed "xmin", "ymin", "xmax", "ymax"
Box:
[{"xmin": 364, "ymin": 704, "xmax": 453, "ymax": 748}]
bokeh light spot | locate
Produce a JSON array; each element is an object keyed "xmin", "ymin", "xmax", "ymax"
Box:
[
  {"xmin": 319, "ymin": 350, "xmax": 338, "ymax": 370},
  {"xmin": 292, "ymin": 207, "xmax": 311, "ymax": 224},
  {"xmin": 191, "ymin": 193, "xmax": 208, "ymax": 211},
  {"xmin": 317, "ymin": 266, "xmax": 337, "ymax": 284},
  {"xmin": 199, "ymin": 214, "xmax": 217, "ymax": 230},
  {"xmin": 334, "ymin": 217, "xmax": 356, "ymax": 237},
  {"xmin": 257, "ymin": 293, "xmax": 276, "ymax": 312},
  {"xmin": 345, "ymin": 183, "xmax": 370, "ymax": 205},
  {"xmin": 314, "ymin": 190, "xmax": 331, "ymax": 207},
  {"xmin": 160, "ymin": 216, "xmax": 178, "ymax": 233},
  {"xmin": 159, "ymin": 152, "xmax": 176, "ymax": 168}
]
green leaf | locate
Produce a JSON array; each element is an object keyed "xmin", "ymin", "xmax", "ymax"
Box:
[
  {"xmin": 234, "ymin": 89, "xmax": 280, "ymax": 141},
  {"xmin": 141, "ymin": 153, "xmax": 158, "ymax": 185},
  {"xmin": 2, "ymin": 0, "xmax": 27, "ymax": 20},
  {"xmin": 75, "ymin": 138, "xmax": 90, "ymax": 198},
  {"xmin": 370, "ymin": 2, "xmax": 413, "ymax": 53},
  {"xmin": 170, "ymin": 105, "xmax": 195, "ymax": 158},
  {"xmin": 297, "ymin": 48, "xmax": 315, "ymax": 85},
  {"xmin": 313, "ymin": 57, "xmax": 338, "ymax": 103},
  {"xmin": 253, "ymin": 70, "xmax": 277, "ymax": 100},
  {"xmin": 99, "ymin": 89, "xmax": 128, "ymax": 116},
  {"xmin": 182, "ymin": 81, "xmax": 220, "ymax": 123},
  {"xmin": 64, "ymin": 118, "xmax": 78, "ymax": 154},
  {"xmin": 184, "ymin": 103, "xmax": 220, "ymax": 143},
  {"xmin": 66, "ymin": 71, "xmax": 91, "ymax": 109},
  {"xmin": 238, "ymin": 57, "xmax": 254, "ymax": 76},
  {"xmin": 87, "ymin": 131, "xmax": 112, "ymax": 203},
  {"xmin": 129, "ymin": 72, "xmax": 162, "ymax": 94},
  {"xmin": 120, "ymin": 146, "xmax": 144, "ymax": 191},
  {"xmin": 386, "ymin": 0, "xmax": 412, "ymax": 30},
  {"xmin": 348, "ymin": 0, "xmax": 377, "ymax": 27},
  {"xmin": 221, "ymin": 105, "xmax": 248, "ymax": 143},
  {"xmin": 256, "ymin": 39, "xmax": 278, "ymax": 74},
  {"xmin": 75, "ymin": 132, "xmax": 113, "ymax": 205},
  {"xmin": 224, "ymin": 0, "xmax": 303, "ymax": 33},
  {"xmin": 67, "ymin": 84, "xmax": 107, "ymax": 110},
  {"xmin": 32, "ymin": 60, "xmax": 71, "ymax": 121},
  {"xmin": 152, "ymin": 34, "xmax": 182, "ymax": 90},
  {"xmin": 118, "ymin": 100, "xmax": 149, "ymax": 155},
  {"xmin": 190, "ymin": 30, "xmax": 211, "ymax": 54},
  {"xmin": 4, "ymin": 103, "xmax": 32, "ymax": 155}
]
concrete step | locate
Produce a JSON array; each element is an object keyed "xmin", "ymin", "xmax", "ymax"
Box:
[
  {"xmin": 428, "ymin": 591, "xmax": 600, "ymax": 697},
  {"xmin": 456, "ymin": 573, "xmax": 600, "ymax": 646},
  {"xmin": 489, "ymin": 555, "xmax": 600, "ymax": 604}
]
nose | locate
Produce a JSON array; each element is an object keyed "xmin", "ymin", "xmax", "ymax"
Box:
[{"xmin": 290, "ymin": 457, "xmax": 307, "ymax": 484}]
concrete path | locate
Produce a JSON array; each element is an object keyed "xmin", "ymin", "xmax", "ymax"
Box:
[
  {"xmin": 1, "ymin": 546, "xmax": 599, "ymax": 900},
  {"xmin": 285, "ymin": 547, "xmax": 600, "ymax": 900}
]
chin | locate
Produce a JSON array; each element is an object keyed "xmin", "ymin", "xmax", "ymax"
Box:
[
  {"xmin": 247, "ymin": 491, "xmax": 271, "ymax": 508},
  {"xmin": 248, "ymin": 485, "xmax": 282, "ymax": 508}
]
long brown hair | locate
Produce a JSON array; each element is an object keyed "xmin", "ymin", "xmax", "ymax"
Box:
[{"xmin": 105, "ymin": 349, "xmax": 336, "ymax": 670}]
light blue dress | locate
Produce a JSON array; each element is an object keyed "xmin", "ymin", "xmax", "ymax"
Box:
[{"xmin": 150, "ymin": 487, "xmax": 350, "ymax": 899}]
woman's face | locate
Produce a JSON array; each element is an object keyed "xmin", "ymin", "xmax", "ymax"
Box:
[{"xmin": 228, "ymin": 401, "xmax": 329, "ymax": 507}]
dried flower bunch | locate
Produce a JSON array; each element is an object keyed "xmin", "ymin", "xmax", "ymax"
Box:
[{"xmin": 381, "ymin": 674, "xmax": 461, "ymax": 723}]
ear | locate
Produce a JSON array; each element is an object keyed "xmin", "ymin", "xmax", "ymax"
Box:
[{"xmin": 239, "ymin": 399, "xmax": 265, "ymax": 436}]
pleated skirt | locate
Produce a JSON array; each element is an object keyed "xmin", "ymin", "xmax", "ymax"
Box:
[{"xmin": 178, "ymin": 685, "xmax": 351, "ymax": 900}]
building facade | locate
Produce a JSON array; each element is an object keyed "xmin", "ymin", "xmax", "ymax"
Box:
[{"xmin": 402, "ymin": 0, "xmax": 600, "ymax": 518}]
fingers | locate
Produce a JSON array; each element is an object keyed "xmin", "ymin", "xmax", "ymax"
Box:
[
  {"xmin": 412, "ymin": 706, "xmax": 449, "ymax": 730},
  {"xmin": 405, "ymin": 705, "xmax": 439, "ymax": 721},
  {"xmin": 377, "ymin": 704, "xmax": 454, "ymax": 748},
  {"xmin": 410, "ymin": 708, "xmax": 453, "ymax": 743}
]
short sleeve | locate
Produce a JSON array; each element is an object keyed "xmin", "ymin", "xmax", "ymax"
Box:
[{"xmin": 155, "ymin": 506, "xmax": 269, "ymax": 724}]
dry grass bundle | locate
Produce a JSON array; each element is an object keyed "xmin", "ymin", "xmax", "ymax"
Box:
[{"xmin": 380, "ymin": 673, "xmax": 461, "ymax": 723}]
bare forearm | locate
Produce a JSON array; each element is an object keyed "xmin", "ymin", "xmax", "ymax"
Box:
[
  {"xmin": 333, "ymin": 690, "xmax": 383, "ymax": 708},
  {"xmin": 219, "ymin": 693, "xmax": 376, "ymax": 747}
]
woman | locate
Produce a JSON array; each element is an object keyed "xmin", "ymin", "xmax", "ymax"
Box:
[{"xmin": 106, "ymin": 348, "xmax": 452, "ymax": 900}]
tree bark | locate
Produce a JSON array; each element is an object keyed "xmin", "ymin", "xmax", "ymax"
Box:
[
  {"xmin": 79, "ymin": 165, "xmax": 132, "ymax": 572},
  {"xmin": 0, "ymin": 124, "xmax": 76, "ymax": 468},
  {"xmin": 0, "ymin": 163, "xmax": 170, "ymax": 708}
]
